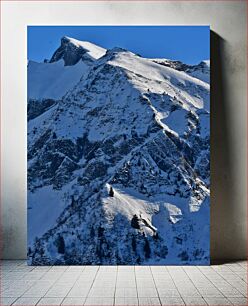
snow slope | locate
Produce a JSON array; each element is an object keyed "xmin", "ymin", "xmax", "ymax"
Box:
[
  {"xmin": 27, "ymin": 37, "xmax": 210, "ymax": 265},
  {"xmin": 28, "ymin": 60, "xmax": 90, "ymax": 100},
  {"xmin": 28, "ymin": 36, "xmax": 106, "ymax": 100},
  {"xmin": 28, "ymin": 185, "xmax": 67, "ymax": 244},
  {"xmin": 151, "ymin": 58, "xmax": 210, "ymax": 84}
]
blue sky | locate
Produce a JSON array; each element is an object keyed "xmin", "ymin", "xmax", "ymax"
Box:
[{"xmin": 28, "ymin": 26, "xmax": 209, "ymax": 65}]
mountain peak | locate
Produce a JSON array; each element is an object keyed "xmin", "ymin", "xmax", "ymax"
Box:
[
  {"xmin": 109, "ymin": 46, "xmax": 129, "ymax": 53},
  {"xmin": 61, "ymin": 35, "xmax": 73, "ymax": 43},
  {"xmin": 50, "ymin": 36, "xmax": 106, "ymax": 66},
  {"xmin": 197, "ymin": 60, "xmax": 210, "ymax": 68},
  {"xmin": 28, "ymin": 37, "xmax": 210, "ymax": 265}
]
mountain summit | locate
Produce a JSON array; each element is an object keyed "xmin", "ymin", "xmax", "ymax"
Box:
[
  {"xmin": 50, "ymin": 36, "xmax": 106, "ymax": 65},
  {"xmin": 28, "ymin": 37, "xmax": 210, "ymax": 265},
  {"xmin": 28, "ymin": 38, "xmax": 106, "ymax": 100}
]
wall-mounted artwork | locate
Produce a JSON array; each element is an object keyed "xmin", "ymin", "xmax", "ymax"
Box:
[{"xmin": 27, "ymin": 26, "xmax": 210, "ymax": 265}]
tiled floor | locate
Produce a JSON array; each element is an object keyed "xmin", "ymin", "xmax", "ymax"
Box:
[{"xmin": 1, "ymin": 260, "xmax": 247, "ymax": 306}]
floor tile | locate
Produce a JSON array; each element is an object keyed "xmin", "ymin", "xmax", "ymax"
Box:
[
  {"xmin": 115, "ymin": 297, "xmax": 139, "ymax": 305},
  {"xmin": 157, "ymin": 288, "xmax": 180, "ymax": 297},
  {"xmin": 217, "ymin": 286, "xmax": 244, "ymax": 297},
  {"xmin": 67, "ymin": 285, "xmax": 91, "ymax": 297},
  {"xmin": 154, "ymin": 280, "xmax": 176, "ymax": 288},
  {"xmin": 137, "ymin": 287, "xmax": 158, "ymax": 297},
  {"xmin": 117, "ymin": 274, "xmax": 135, "ymax": 281},
  {"xmin": 178, "ymin": 288, "xmax": 201, "ymax": 297},
  {"xmin": 116, "ymin": 280, "xmax": 136, "ymax": 287},
  {"xmin": 197, "ymin": 287, "xmax": 224, "ymax": 297},
  {"xmin": 99, "ymin": 266, "xmax": 117, "ymax": 272},
  {"xmin": 182, "ymin": 297, "xmax": 207, "ymax": 305},
  {"xmin": 92, "ymin": 280, "xmax": 116, "ymax": 288},
  {"xmin": 37, "ymin": 297, "xmax": 64, "ymax": 305},
  {"xmin": 139, "ymin": 297, "xmax": 161, "ymax": 305},
  {"xmin": 45, "ymin": 285, "xmax": 72, "ymax": 297},
  {"xmin": 0, "ymin": 260, "xmax": 246, "ymax": 306},
  {"xmin": 118, "ymin": 266, "xmax": 135, "ymax": 272},
  {"xmin": 66, "ymin": 266, "xmax": 85, "ymax": 272},
  {"xmin": 61, "ymin": 297, "xmax": 86, "ymax": 305},
  {"xmin": 22, "ymin": 283, "xmax": 53, "ymax": 297},
  {"xmin": 88, "ymin": 287, "xmax": 115, "ymax": 298},
  {"xmin": 228, "ymin": 297, "xmax": 248, "ymax": 305},
  {"xmin": 115, "ymin": 287, "xmax": 137, "ymax": 298},
  {"xmin": 0, "ymin": 297, "xmax": 18, "ymax": 305},
  {"xmin": 152, "ymin": 274, "xmax": 171, "ymax": 280},
  {"xmin": 84, "ymin": 297, "xmax": 114, "ymax": 305},
  {"xmin": 136, "ymin": 279, "xmax": 155, "ymax": 288},
  {"xmin": 2, "ymin": 289, "xmax": 28, "ymax": 298},
  {"xmin": 160, "ymin": 297, "xmax": 185, "ymax": 305},
  {"xmin": 204, "ymin": 297, "xmax": 233, "ymax": 305},
  {"xmin": 12, "ymin": 297, "xmax": 40, "ymax": 305}
]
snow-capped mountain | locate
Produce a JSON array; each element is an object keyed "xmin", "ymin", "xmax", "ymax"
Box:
[
  {"xmin": 27, "ymin": 37, "xmax": 106, "ymax": 100},
  {"xmin": 27, "ymin": 36, "xmax": 210, "ymax": 265},
  {"xmin": 151, "ymin": 58, "xmax": 210, "ymax": 84}
]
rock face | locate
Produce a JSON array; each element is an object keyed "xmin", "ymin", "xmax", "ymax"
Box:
[
  {"xmin": 27, "ymin": 38, "xmax": 210, "ymax": 265},
  {"xmin": 50, "ymin": 36, "xmax": 88, "ymax": 66},
  {"xmin": 50, "ymin": 36, "xmax": 107, "ymax": 66}
]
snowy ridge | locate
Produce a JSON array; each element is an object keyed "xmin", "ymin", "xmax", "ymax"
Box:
[
  {"xmin": 27, "ymin": 37, "xmax": 210, "ymax": 265},
  {"xmin": 50, "ymin": 36, "xmax": 106, "ymax": 65},
  {"xmin": 151, "ymin": 58, "xmax": 210, "ymax": 84},
  {"xmin": 28, "ymin": 37, "xmax": 106, "ymax": 100},
  {"xmin": 60, "ymin": 36, "xmax": 107, "ymax": 60}
]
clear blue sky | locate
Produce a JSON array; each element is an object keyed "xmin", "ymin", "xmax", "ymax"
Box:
[{"xmin": 28, "ymin": 26, "xmax": 209, "ymax": 65}]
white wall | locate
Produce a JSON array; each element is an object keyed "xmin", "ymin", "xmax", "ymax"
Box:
[{"xmin": 1, "ymin": 1, "xmax": 247, "ymax": 260}]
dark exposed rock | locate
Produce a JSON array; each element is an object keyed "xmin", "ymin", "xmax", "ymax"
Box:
[
  {"xmin": 28, "ymin": 99, "xmax": 58, "ymax": 121},
  {"xmin": 50, "ymin": 36, "xmax": 91, "ymax": 66}
]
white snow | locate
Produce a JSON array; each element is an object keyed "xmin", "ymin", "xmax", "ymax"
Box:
[
  {"xmin": 164, "ymin": 203, "xmax": 183, "ymax": 224},
  {"xmin": 64, "ymin": 36, "xmax": 106, "ymax": 60},
  {"xmin": 27, "ymin": 103, "xmax": 57, "ymax": 148},
  {"xmin": 202, "ymin": 60, "xmax": 210, "ymax": 67},
  {"xmin": 28, "ymin": 59, "xmax": 90, "ymax": 100},
  {"xmin": 188, "ymin": 70, "xmax": 210, "ymax": 84},
  {"xmin": 103, "ymin": 185, "xmax": 184, "ymax": 231},
  {"xmin": 103, "ymin": 185, "xmax": 158, "ymax": 222},
  {"xmin": 28, "ymin": 37, "xmax": 106, "ymax": 100},
  {"xmin": 28, "ymin": 186, "xmax": 67, "ymax": 245},
  {"xmin": 109, "ymin": 51, "xmax": 209, "ymax": 111},
  {"xmin": 162, "ymin": 109, "xmax": 188, "ymax": 136}
]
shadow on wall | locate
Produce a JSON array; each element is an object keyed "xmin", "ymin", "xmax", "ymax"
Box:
[{"xmin": 210, "ymin": 31, "xmax": 242, "ymax": 263}]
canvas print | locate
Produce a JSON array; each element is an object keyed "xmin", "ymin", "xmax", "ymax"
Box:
[{"xmin": 27, "ymin": 26, "xmax": 210, "ymax": 265}]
